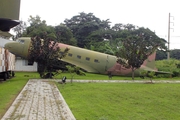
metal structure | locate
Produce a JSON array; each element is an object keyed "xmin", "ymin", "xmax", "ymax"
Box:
[{"xmin": 167, "ymin": 13, "xmax": 174, "ymax": 60}]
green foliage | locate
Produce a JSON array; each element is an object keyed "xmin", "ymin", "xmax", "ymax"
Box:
[
  {"xmin": 140, "ymin": 70, "xmax": 147, "ymax": 78},
  {"xmin": 23, "ymin": 15, "xmax": 56, "ymax": 39},
  {"xmin": 55, "ymin": 25, "xmax": 77, "ymax": 45},
  {"xmin": 66, "ymin": 65, "xmax": 85, "ymax": 83},
  {"xmin": 172, "ymin": 70, "xmax": 180, "ymax": 77},
  {"xmin": 156, "ymin": 49, "xmax": 180, "ymax": 60},
  {"xmin": 140, "ymin": 70, "xmax": 155, "ymax": 82},
  {"xmin": 88, "ymin": 41, "xmax": 115, "ymax": 55},
  {"xmin": 170, "ymin": 49, "xmax": 180, "ymax": 60},
  {"xmin": 64, "ymin": 12, "xmax": 111, "ymax": 48},
  {"xmin": 156, "ymin": 50, "xmax": 167, "ymax": 60},
  {"xmin": 155, "ymin": 59, "xmax": 180, "ymax": 72},
  {"xmin": 155, "ymin": 59, "xmax": 180, "ymax": 77}
]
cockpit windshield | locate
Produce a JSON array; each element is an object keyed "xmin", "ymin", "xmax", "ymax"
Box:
[{"xmin": 17, "ymin": 39, "xmax": 25, "ymax": 44}]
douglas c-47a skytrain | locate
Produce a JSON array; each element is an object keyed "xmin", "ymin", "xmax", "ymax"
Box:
[{"xmin": 4, "ymin": 37, "xmax": 158, "ymax": 76}]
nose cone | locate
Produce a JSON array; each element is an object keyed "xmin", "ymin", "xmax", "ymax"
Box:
[{"xmin": 5, "ymin": 42, "xmax": 29, "ymax": 59}]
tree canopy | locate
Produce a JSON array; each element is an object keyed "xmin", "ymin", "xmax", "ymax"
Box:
[
  {"xmin": 55, "ymin": 25, "xmax": 77, "ymax": 45},
  {"xmin": 24, "ymin": 15, "xmax": 56, "ymax": 39},
  {"xmin": 64, "ymin": 12, "xmax": 111, "ymax": 48}
]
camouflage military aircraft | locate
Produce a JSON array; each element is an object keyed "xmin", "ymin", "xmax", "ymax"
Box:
[{"xmin": 5, "ymin": 37, "xmax": 159, "ymax": 76}]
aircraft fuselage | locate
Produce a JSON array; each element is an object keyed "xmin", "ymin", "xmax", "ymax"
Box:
[{"xmin": 5, "ymin": 37, "xmax": 157, "ymax": 76}]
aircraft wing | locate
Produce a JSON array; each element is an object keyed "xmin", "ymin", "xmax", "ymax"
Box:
[
  {"xmin": 0, "ymin": 0, "xmax": 21, "ymax": 32},
  {"xmin": 0, "ymin": 0, "xmax": 21, "ymax": 20}
]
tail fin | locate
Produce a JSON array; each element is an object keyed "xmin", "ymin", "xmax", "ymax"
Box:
[{"xmin": 143, "ymin": 51, "xmax": 157, "ymax": 70}]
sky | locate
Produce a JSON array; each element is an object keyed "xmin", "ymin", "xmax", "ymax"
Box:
[{"xmin": 19, "ymin": 0, "xmax": 180, "ymax": 49}]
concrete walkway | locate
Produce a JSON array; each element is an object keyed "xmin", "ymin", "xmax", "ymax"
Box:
[{"xmin": 2, "ymin": 79, "xmax": 76, "ymax": 120}]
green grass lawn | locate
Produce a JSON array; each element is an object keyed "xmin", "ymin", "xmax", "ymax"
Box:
[
  {"xmin": 1, "ymin": 72, "xmax": 180, "ymax": 119},
  {"xmin": 57, "ymin": 82, "xmax": 180, "ymax": 120}
]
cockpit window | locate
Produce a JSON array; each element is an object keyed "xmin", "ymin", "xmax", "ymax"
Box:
[{"xmin": 17, "ymin": 39, "xmax": 25, "ymax": 44}]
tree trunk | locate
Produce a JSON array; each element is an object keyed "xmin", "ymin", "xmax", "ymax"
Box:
[
  {"xmin": 71, "ymin": 76, "xmax": 74, "ymax": 83},
  {"xmin": 132, "ymin": 67, "xmax": 135, "ymax": 80},
  {"xmin": 150, "ymin": 77, "xmax": 152, "ymax": 83}
]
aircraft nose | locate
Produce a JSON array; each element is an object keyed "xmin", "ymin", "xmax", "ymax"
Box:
[
  {"xmin": 4, "ymin": 42, "xmax": 13, "ymax": 49},
  {"xmin": 5, "ymin": 42, "xmax": 27, "ymax": 58}
]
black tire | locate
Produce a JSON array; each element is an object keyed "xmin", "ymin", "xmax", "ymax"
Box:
[
  {"xmin": 12, "ymin": 71, "xmax": 15, "ymax": 77},
  {"xmin": 3, "ymin": 73, "xmax": 7, "ymax": 81},
  {"xmin": 7, "ymin": 72, "xmax": 10, "ymax": 79}
]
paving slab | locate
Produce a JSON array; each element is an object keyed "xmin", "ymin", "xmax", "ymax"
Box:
[{"xmin": 2, "ymin": 79, "xmax": 76, "ymax": 120}]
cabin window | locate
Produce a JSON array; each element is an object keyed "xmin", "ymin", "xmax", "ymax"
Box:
[
  {"xmin": 59, "ymin": 52, "xmax": 64, "ymax": 56},
  {"xmin": 86, "ymin": 57, "xmax": 90, "ymax": 61},
  {"xmin": 68, "ymin": 53, "xmax": 72, "ymax": 57},
  {"xmin": 94, "ymin": 59, "xmax": 99, "ymax": 63},
  {"xmin": 77, "ymin": 55, "xmax": 81, "ymax": 59}
]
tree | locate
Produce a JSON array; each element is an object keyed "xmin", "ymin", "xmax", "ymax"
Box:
[
  {"xmin": 66, "ymin": 65, "xmax": 85, "ymax": 83},
  {"xmin": 64, "ymin": 12, "xmax": 111, "ymax": 48},
  {"xmin": 12, "ymin": 20, "xmax": 27, "ymax": 40},
  {"xmin": 55, "ymin": 24, "xmax": 77, "ymax": 45},
  {"xmin": 23, "ymin": 15, "xmax": 56, "ymax": 39},
  {"xmin": 28, "ymin": 36, "xmax": 69, "ymax": 78},
  {"xmin": 170, "ymin": 49, "xmax": 180, "ymax": 60},
  {"xmin": 116, "ymin": 27, "xmax": 165, "ymax": 80},
  {"xmin": 140, "ymin": 70, "xmax": 155, "ymax": 83},
  {"xmin": 156, "ymin": 50, "xmax": 167, "ymax": 60}
]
